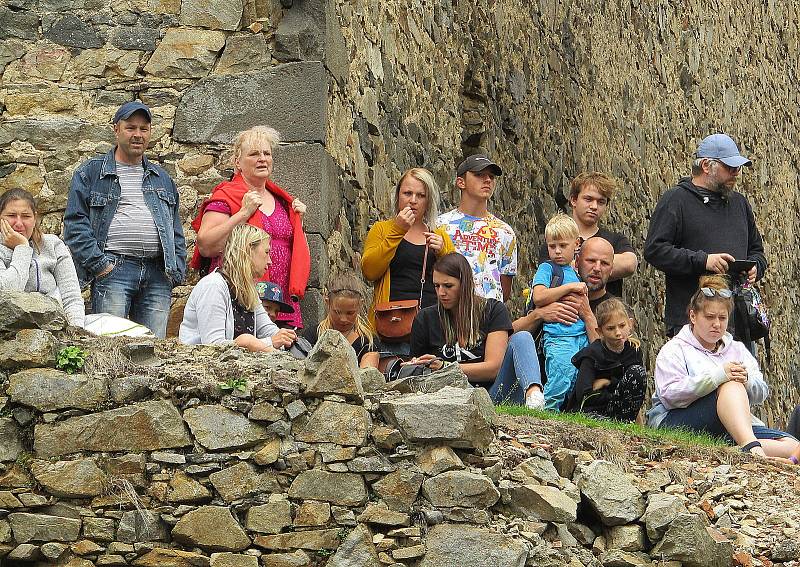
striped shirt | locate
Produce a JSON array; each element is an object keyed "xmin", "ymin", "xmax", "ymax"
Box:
[{"xmin": 105, "ymin": 162, "xmax": 162, "ymax": 258}]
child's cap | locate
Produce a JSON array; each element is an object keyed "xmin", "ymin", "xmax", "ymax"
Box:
[{"xmin": 256, "ymin": 282, "xmax": 295, "ymax": 313}]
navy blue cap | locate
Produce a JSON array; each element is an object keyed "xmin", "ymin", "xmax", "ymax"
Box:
[
  {"xmin": 256, "ymin": 281, "xmax": 295, "ymax": 313},
  {"xmin": 113, "ymin": 101, "xmax": 152, "ymax": 124},
  {"xmin": 696, "ymin": 134, "xmax": 752, "ymax": 168}
]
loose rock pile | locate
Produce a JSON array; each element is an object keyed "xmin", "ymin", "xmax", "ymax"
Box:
[{"xmin": 0, "ymin": 290, "xmax": 798, "ymax": 566}]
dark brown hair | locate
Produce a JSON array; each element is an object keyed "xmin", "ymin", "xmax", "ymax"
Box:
[
  {"xmin": 432, "ymin": 252, "xmax": 486, "ymax": 347},
  {"xmin": 0, "ymin": 189, "xmax": 42, "ymax": 251}
]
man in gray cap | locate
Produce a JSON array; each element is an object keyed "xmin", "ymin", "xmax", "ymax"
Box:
[
  {"xmin": 64, "ymin": 101, "xmax": 186, "ymax": 338},
  {"xmin": 437, "ymin": 153, "xmax": 517, "ymax": 301},
  {"xmin": 644, "ymin": 133, "xmax": 765, "ymax": 339}
]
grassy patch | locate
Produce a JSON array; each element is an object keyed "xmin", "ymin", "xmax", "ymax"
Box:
[{"xmin": 496, "ymin": 405, "xmax": 729, "ymax": 449}]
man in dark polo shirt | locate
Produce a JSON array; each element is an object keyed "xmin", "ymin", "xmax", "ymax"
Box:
[{"xmin": 539, "ymin": 172, "xmax": 637, "ymax": 298}]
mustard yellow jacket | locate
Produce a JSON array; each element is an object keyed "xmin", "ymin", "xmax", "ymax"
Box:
[{"xmin": 361, "ymin": 219, "xmax": 455, "ymax": 330}]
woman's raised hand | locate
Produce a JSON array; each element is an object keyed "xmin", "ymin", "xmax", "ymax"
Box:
[
  {"xmin": 394, "ymin": 206, "xmax": 415, "ymax": 232},
  {"xmin": 240, "ymin": 190, "xmax": 263, "ymax": 218},
  {"xmin": 424, "ymin": 231, "xmax": 443, "ymax": 252},
  {"xmin": 271, "ymin": 328, "xmax": 297, "ymax": 349},
  {"xmin": 0, "ymin": 219, "xmax": 28, "ymax": 249},
  {"xmin": 723, "ymin": 361, "xmax": 748, "ymax": 383},
  {"xmin": 291, "ymin": 198, "xmax": 307, "ymax": 217}
]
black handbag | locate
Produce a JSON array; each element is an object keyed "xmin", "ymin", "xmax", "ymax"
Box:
[{"xmin": 288, "ymin": 336, "xmax": 314, "ymax": 359}]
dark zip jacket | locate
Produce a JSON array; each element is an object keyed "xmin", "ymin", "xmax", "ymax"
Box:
[{"xmin": 643, "ymin": 177, "xmax": 766, "ymax": 328}]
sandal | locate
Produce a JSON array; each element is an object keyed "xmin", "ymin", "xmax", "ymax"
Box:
[{"xmin": 741, "ymin": 440, "xmax": 763, "ymax": 454}]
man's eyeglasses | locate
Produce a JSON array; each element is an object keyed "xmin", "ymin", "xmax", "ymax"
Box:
[{"xmin": 700, "ymin": 287, "xmax": 732, "ymax": 298}]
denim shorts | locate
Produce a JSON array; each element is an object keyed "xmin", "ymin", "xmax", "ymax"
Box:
[{"xmin": 659, "ymin": 389, "xmax": 795, "ymax": 444}]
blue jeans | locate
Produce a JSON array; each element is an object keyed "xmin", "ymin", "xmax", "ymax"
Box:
[
  {"xmin": 542, "ymin": 333, "xmax": 588, "ymax": 411},
  {"xmin": 488, "ymin": 331, "xmax": 543, "ymax": 405},
  {"xmin": 91, "ymin": 253, "xmax": 172, "ymax": 338}
]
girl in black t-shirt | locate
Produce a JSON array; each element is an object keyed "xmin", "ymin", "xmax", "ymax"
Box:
[{"xmin": 409, "ymin": 253, "xmax": 545, "ymax": 408}]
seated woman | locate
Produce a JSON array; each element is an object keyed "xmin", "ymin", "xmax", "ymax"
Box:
[
  {"xmin": 179, "ymin": 224, "xmax": 296, "ymax": 352},
  {"xmin": 0, "ymin": 189, "xmax": 84, "ymax": 327},
  {"xmin": 647, "ymin": 275, "xmax": 797, "ymax": 457},
  {"xmin": 361, "ymin": 167, "xmax": 455, "ymax": 353},
  {"xmin": 409, "ymin": 252, "xmax": 544, "ymax": 407},
  {"xmin": 304, "ymin": 271, "xmax": 379, "ymax": 369},
  {"xmin": 192, "ymin": 125, "xmax": 309, "ymax": 328}
]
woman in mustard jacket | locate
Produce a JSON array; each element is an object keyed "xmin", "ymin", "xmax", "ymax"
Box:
[{"xmin": 362, "ymin": 167, "xmax": 455, "ymax": 353}]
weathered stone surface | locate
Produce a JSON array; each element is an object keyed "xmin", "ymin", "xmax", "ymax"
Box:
[
  {"xmin": 132, "ymin": 548, "xmax": 210, "ymax": 566},
  {"xmin": 172, "ymin": 506, "xmax": 250, "ymax": 551},
  {"xmin": 0, "ymin": 491, "xmax": 23, "ymax": 509},
  {"xmin": 144, "ymin": 29, "xmax": 226, "ymax": 79},
  {"xmin": 294, "ymin": 501, "xmax": 330, "ymax": 527},
  {"xmin": 262, "ymin": 550, "xmax": 312, "ymax": 567},
  {"xmin": 513, "ymin": 455, "xmax": 562, "ymax": 486},
  {"xmin": 288, "ymin": 470, "xmax": 366, "ymax": 506},
  {"xmin": 387, "ymin": 363, "xmax": 471, "ymax": 394},
  {"xmin": 371, "ymin": 468, "xmax": 423, "ymax": 512},
  {"xmin": 0, "ymin": 6, "xmax": 39, "ymax": 40},
  {"xmin": 0, "ymin": 291, "xmax": 66, "ymax": 333},
  {"xmin": 357, "ymin": 503, "xmax": 410, "ymax": 526},
  {"xmin": 650, "ymin": 513, "xmax": 725, "ymax": 567},
  {"xmin": 509, "ymin": 484, "xmax": 577, "ymax": 523},
  {"xmin": 0, "ymin": 329, "xmax": 55, "ymax": 369},
  {"xmin": 416, "ymin": 445, "xmax": 464, "ymax": 476},
  {"xmin": 420, "ymin": 523, "xmax": 527, "ymax": 567},
  {"xmin": 45, "ymin": 14, "xmax": 103, "ymax": 49},
  {"xmin": 34, "ymin": 400, "xmax": 192, "ymax": 457},
  {"xmin": 643, "ymin": 492, "xmax": 686, "ymax": 541},
  {"xmin": 180, "ymin": 0, "xmax": 243, "ymax": 30},
  {"xmin": 209, "ymin": 462, "xmax": 280, "ymax": 502},
  {"xmin": 380, "ymin": 386, "xmax": 494, "ymax": 450},
  {"xmin": 249, "ymin": 402, "xmax": 285, "ymax": 422},
  {"xmin": 184, "ymin": 405, "xmax": 270, "ymax": 450},
  {"xmin": 8, "ymin": 543, "xmax": 41, "ymax": 561},
  {"xmin": 30, "ymin": 459, "xmax": 106, "ymax": 498},
  {"xmin": 245, "ymin": 500, "xmax": 292, "ymax": 534},
  {"xmin": 210, "ymin": 552, "xmax": 258, "ymax": 567},
  {"xmin": 167, "ymin": 471, "xmax": 211, "ymax": 503},
  {"xmin": 295, "ymin": 401, "xmax": 370, "ymax": 446},
  {"xmin": 174, "ymin": 62, "xmax": 328, "ymax": 145},
  {"xmin": 109, "ymin": 375, "xmax": 152, "ymax": 403},
  {"xmin": 8, "ymin": 369, "xmax": 107, "ymax": 412},
  {"xmin": 253, "ymin": 438, "xmax": 282, "ymax": 465},
  {"xmin": 0, "ymin": 39, "xmax": 26, "ymax": 74},
  {"xmin": 327, "ymin": 523, "xmax": 380, "ymax": 567},
  {"xmin": 82, "ymin": 517, "xmax": 115, "ymax": 542},
  {"xmin": 0, "ymin": 418, "xmax": 23, "ymax": 462},
  {"xmin": 422, "ymin": 471, "xmax": 500, "ymax": 509},
  {"xmin": 0, "ymin": 519, "xmax": 10, "ymax": 542},
  {"xmin": 347, "ymin": 448, "xmax": 396, "ymax": 473},
  {"xmin": 40, "ymin": 541, "xmax": 68, "ymax": 560},
  {"xmin": 606, "ymin": 524, "xmax": 646, "ymax": 552},
  {"xmin": 576, "ymin": 461, "xmax": 646, "ymax": 526},
  {"xmin": 601, "ymin": 549, "xmax": 653, "ymax": 567},
  {"xmin": 8, "ymin": 513, "xmax": 81, "ymax": 543},
  {"xmin": 254, "ymin": 529, "xmax": 340, "ymax": 551},
  {"xmin": 111, "ymin": 26, "xmax": 160, "ymax": 51},
  {"xmin": 0, "ymin": 118, "xmax": 112, "ymax": 150},
  {"xmin": 359, "ymin": 367, "xmax": 386, "ymax": 394}
]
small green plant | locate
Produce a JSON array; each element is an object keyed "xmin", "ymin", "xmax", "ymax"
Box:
[
  {"xmin": 317, "ymin": 549, "xmax": 334, "ymax": 558},
  {"xmin": 218, "ymin": 376, "xmax": 248, "ymax": 393},
  {"xmin": 56, "ymin": 346, "xmax": 87, "ymax": 374}
]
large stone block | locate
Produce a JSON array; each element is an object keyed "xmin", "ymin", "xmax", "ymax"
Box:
[
  {"xmin": 184, "ymin": 405, "xmax": 270, "ymax": 450},
  {"xmin": 0, "ymin": 6, "xmax": 39, "ymax": 40},
  {"xmin": 288, "ymin": 470, "xmax": 366, "ymax": 506},
  {"xmin": 34, "ymin": 400, "xmax": 192, "ymax": 457},
  {"xmin": 299, "ymin": 329, "xmax": 364, "ymax": 400},
  {"xmin": 215, "ymin": 33, "xmax": 271, "ymax": 75},
  {"xmin": 0, "ymin": 291, "xmax": 66, "ymax": 334},
  {"xmin": 419, "ymin": 523, "xmax": 527, "ymax": 567},
  {"xmin": 379, "ymin": 386, "xmax": 495, "ymax": 450},
  {"xmin": 117, "ymin": 510, "xmax": 169, "ymax": 543},
  {"xmin": 327, "ymin": 523, "xmax": 380, "ymax": 567},
  {"xmin": 294, "ymin": 401, "xmax": 370, "ymax": 446},
  {"xmin": 133, "ymin": 548, "xmax": 210, "ymax": 566},
  {"xmin": 245, "ymin": 500, "xmax": 292, "ymax": 534},
  {"xmin": 0, "ymin": 329, "xmax": 56, "ymax": 369},
  {"xmin": 305, "ymin": 233, "xmax": 329, "ymax": 288},
  {"xmin": 575, "ymin": 460, "xmax": 646, "ymax": 526},
  {"xmin": 422, "ymin": 471, "xmax": 500, "ymax": 509},
  {"xmin": 8, "ymin": 369, "xmax": 107, "ymax": 412},
  {"xmin": 650, "ymin": 513, "xmax": 728, "ymax": 567},
  {"xmin": 30, "ymin": 459, "xmax": 106, "ymax": 498},
  {"xmin": 371, "ymin": 468, "xmax": 423, "ymax": 512},
  {"xmin": 44, "ymin": 14, "xmax": 103, "ymax": 48},
  {"xmin": 173, "ymin": 62, "xmax": 328, "ymax": 144},
  {"xmin": 0, "ymin": 418, "xmax": 23, "ymax": 462},
  {"xmin": 299, "ymin": 288, "xmax": 325, "ymax": 336},
  {"xmin": 209, "ymin": 462, "xmax": 280, "ymax": 502},
  {"xmin": 143, "ymin": 28, "xmax": 226, "ymax": 79},
  {"xmin": 180, "ymin": 0, "xmax": 243, "ymax": 30},
  {"xmin": 8, "ymin": 513, "xmax": 81, "ymax": 543},
  {"xmin": 172, "ymin": 506, "xmax": 250, "ymax": 551},
  {"xmin": 254, "ymin": 529, "xmax": 340, "ymax": 551},
  {"xmin": 0, "ymin": 118, "xmax": 113, "ymax": 150},
  {"xmin": 643, "ymin": 492, "xmax": 686, "ymax": 541},
  {"xmin": 508, "ymin": 484, "xmax": 577, "ymax": 523}
]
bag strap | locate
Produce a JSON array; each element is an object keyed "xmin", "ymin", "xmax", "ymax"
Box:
[{"xmin": 418, "ymin": 239, "xmax": 430, "ymax": 305}]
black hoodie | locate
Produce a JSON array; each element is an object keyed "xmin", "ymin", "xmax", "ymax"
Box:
[{"xmin": 644, "ymin": 177, "xmax": 767, "ymax": 328}]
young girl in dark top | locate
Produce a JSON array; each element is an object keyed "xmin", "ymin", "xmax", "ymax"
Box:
[
  {"xmin": 564, "ymin": 297, "xmax": 646, "ymax": 421},
  {"xmin": 305, "ymin": 271, "xmax": 379, "ymax": 368},
  {"xmin": 409, "ymin": 252, "xmax": 544, "ymax": 408}
]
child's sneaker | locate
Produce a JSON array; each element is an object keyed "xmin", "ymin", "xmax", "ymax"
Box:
[{"xmin": 526, "ymin": 388, "xmax": 545, "ymax": 410}]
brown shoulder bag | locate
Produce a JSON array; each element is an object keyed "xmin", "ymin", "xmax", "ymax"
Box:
[{"xmin": 374, "ymin": 241, "xmax": 430, "ymax": 343}]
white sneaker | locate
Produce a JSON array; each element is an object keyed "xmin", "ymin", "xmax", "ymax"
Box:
[{"xmin": 525, "ymin": 388, "xmax": 545, "ymax": 410}]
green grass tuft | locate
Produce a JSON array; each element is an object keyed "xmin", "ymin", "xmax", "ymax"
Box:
[{"xmin": 495, "ymin": 405, "xmax": 729, "ymax": 448}]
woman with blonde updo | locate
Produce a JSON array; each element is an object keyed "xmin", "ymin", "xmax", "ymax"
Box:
[
  {"xmin": 190, "ymin": 126, "xmax": 310, "ymax": 328},
  {"xmin": 180, "ymin": 224, "xmax": 296, "ymax": 352},
  {"xmin": 648, "ymin": 275, "xmax": 797, "ymax": 457}
]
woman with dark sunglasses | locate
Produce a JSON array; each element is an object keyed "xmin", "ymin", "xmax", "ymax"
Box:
[{"xmin": 647, "ymin": 275, "xmax": 797, "ymax": 458}]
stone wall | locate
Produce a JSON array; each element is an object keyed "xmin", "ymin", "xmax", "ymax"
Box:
[{"xmin": 2, "ymin": 0, "xmax": 799, "ymax": 423}]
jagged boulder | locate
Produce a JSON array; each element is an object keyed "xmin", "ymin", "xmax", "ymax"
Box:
[
  {"xmin": 300, "ymin": 329, "xmax": 364, "ymax": 400},
  {"xmin": 575, "ymin": 460, "xmax": 646, "ymax": 526},
  {"xmin": 0, "ymin": 291, "xmax": 66, "ymax": 334},
  {"xmin": 650, "ymin": 513, "xmax": 729, "ymax": 567},
  {"xmin": 7, "ymin": 369, "xmax": 107, "ymax": 412},
  {"xmin": 419, "ymin": 523, "xmax": 527, "ymax": 567},
  {"xmin": 0, "ymin": 329, "xmax": 56, "ymax": 369}
]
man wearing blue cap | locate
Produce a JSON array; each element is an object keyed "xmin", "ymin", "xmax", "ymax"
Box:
[
  {"xmin": 64, "ymin": 101, "xmax": 186, "ymax": 338},
  {"xmin": 644, "ymin": 133, "xmax": 766, "ymax": 338}
]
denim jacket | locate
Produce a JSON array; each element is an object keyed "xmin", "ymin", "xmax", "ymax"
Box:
[{"xmin": 64, "ymin": 148, "xmax": 187, "ymax": 288}]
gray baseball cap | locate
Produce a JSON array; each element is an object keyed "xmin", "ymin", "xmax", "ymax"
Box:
[
  {"xmin": 113, "ymin": 101, "xmax": 152, "ymax": 124},
  {"xmin": 456, "ymin": 154, "xmax": 503, "ymax": 177},
  {"xmin": 696, "ymin": 134, "xmax": 752, "ymax": 167}
]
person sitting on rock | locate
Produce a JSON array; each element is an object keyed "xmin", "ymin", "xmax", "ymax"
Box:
[
  {"xmin": 304, "ymin": 271, "xmax": 379, "ymax": 368},
  {"xmin": 563, "ymin": 298, "xmax": 647, "ymax": 422},
  {"xmin": 647, "ymin": 275, "xmax": 798, "ymax": 457},
  {"xmin": 408, "ymin": 252, "xmax": 544, "ymax": 407},
  {"xmin": 0, "ymin": 189, "xmax": 84, "ymax": 327},
  {"xmin": 179, "ymin": 224, "xmax": 296, "ymax": 352}
]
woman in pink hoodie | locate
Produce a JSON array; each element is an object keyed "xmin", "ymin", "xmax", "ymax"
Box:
[{"xmin": 647, "ymin": 275, "xmax": 797, "ymax": 458}]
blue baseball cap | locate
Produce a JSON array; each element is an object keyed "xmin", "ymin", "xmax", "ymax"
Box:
[
  {"xmin": 696, "ymin": 134, "xmax": 752, "ymax": 168},
  {"xmin": 256, "ymin": 281, "xmax": 295, "ymax": 313},
  {"xmin": 113, "ymin": 101, "xmax": 152, "ymax": 124}
]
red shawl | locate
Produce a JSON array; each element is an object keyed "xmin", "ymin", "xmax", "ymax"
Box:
[{"xmin": 189, "ymin": 173, "xmax": 310, "ymax": 298}]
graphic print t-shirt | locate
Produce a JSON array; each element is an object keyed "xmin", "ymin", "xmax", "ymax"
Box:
[{"xmin": 436, "ymin": 209, "xmax": 517, "ymax": 300}]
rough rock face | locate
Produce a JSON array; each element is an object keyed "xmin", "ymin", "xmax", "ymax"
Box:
[
  {"xmin": 419, "ymin": 523, "xmax": 528, "ymax": 567},
  {"xmin": 7, "ymin": 369, "xmax": 107, "ymax": 411},
  {"xmin": 575, "ymin": 460, "xmax": 646, "ymax": 526},
  {"xmin": 0, "ymin": 292, "xmax": 66, "ymax": 334}
]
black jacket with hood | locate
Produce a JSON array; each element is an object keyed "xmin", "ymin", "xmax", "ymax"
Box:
[{"xmin": 643, "ymin": 177, "xmax": 766, "ymax": 329}]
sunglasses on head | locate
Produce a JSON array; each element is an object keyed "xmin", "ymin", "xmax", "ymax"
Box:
[{"xmin": 700, "ymin": 287, "xmax": 732, "ymax": 298}]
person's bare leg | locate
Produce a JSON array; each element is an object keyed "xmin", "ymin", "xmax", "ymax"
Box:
[{"xmin": 716, "ymin": 381, "xmax": 765, "ymax": 456}]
